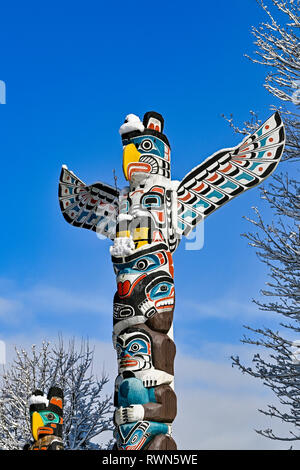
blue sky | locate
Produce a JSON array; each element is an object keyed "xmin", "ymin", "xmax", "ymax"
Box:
[{"xmin": 0, "ymin": 0, "xmax": 297, "ymax": 449}]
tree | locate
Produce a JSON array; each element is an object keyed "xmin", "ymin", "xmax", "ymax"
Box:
[
  {"xmin": 0, "ymin": 338, "xmax": 114, "ymax": 450},
  {"xmin": 226, "ymin": 0, "xmax": 300, "ymax": 443}
]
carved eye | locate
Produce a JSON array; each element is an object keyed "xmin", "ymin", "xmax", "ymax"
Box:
[
  {"xmin": 132, "ymin": 258, "xmax": 154, "ymax": 271},
  {"xmin": 129, "ymin": 342, "xmax": 140, "ymax": 352},
  {"xmin": 149, "ymin": 282, "xmax": 172, "ymax": 300},
  {"xmin": 47, "ymin": 413, "xmax": 55, "ymax": 421},
  {"xmin": 158, "ymin": 285, "xmax": 168, "ymax": 292},
  {"xmin": 139, "ymin": 139, "xmax": 154, "ymax": 152},
  {"xmin": 135, "ymin": 259, "xmax": 148, "ymax": 270},
  {"xmin": 132, "ymin": 255, "xmax": 158, "ymax": 272}
]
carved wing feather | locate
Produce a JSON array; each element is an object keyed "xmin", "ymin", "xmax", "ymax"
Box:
[
  {"xmin": 58, "ymin": 165, "xmax": 119, "ymax": 239},
  {"xmin": 176, "ymin": 112, "xmax": 285, "ymax": 236}
]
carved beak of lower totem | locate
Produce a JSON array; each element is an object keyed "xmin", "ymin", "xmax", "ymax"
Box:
[{"xmin": 31, "ymin": 411, "xmax": 44, "ymax": 441}]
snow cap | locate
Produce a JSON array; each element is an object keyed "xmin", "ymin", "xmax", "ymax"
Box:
[
  {"xmin": 119, "ymin": 111, "xmax": 170, "ymax": 147},
  {"xmin": 119, "ymin": 114, "xmax": 145, "ymax": 136},
  {"xmin": 28, "ymin": 391, "xmax": 49, "ymax": 407}
]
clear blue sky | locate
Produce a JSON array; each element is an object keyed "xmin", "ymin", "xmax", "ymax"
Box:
[{"xmin": 0, "ymin": 0, "xmax": 286, "ymax": 367}]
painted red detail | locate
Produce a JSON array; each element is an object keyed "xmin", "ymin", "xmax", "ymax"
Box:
[
  {"xmin": 117, "ymin": 275, "xmax": 147, "ymax": 298},
  {"xmin": 118, "ymin": 280, "xmax": 131, "ymax": 297},
  {"xmin": 221, "ymin": 163, "xmax": 232, "ymax": 173},
  {"xmin": 207, "ymin": 173, "xmax": 218, "ymax": 182},
  {"xmin": 179, "ymin": 193, "xmax": 191, "ymax": 202},
  {"xmin": 120, "ymin": 359, "xmax": 139, "ymax": 368},
  {"xmin": 128, "ymin": 162, "xmax": 151, "ymax": 180},
  {"xmin": 151, "ymin": 186, "xmax": 164, "ymax": 194},
  {"xmin": 156, "ymin": 211, "xmax": 164, "ymax": 223},
  {"xmin": 194, "ymin": 182, "xmax": 205, "ymax": 192}
]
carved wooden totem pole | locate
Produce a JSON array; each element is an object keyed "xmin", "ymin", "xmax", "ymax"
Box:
[
  {"xmin": 58, "ymin": 110, "xmax": 285, "ymax": 450},
  {"xmin": 27, "ymin": 387, "xmax": 64, "ymax": 450}
]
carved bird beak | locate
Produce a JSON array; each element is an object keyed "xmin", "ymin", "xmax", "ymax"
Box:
[
  {"xmin": 31, "ymin": 411, "xmax": 44, "ymax": 441},
  {"xmin": 122, "ymin": 143, "xmax": 141, "ymax": 181}
]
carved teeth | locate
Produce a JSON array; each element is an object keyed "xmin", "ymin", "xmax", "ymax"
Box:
[{"xmin": 156, "ymin": 299, "xmax": 174, "ymax": 308}]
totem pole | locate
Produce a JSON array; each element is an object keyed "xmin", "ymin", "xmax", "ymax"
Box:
[
  {"xmin": 27, "ymin": 387, "xmax": 64, "ymax": 450},
  {"xmin": 58, "ymin": 110, "xmax": 285, "ymax": 449}
]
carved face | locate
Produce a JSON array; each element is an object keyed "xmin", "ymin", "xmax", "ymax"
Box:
[
  {"xmin": 120, "ymin": 111, "xmax": 171, "ymax": 183},
  {"xmin": 122, "ymin": 134, "xmax": 171, "ymax": 182},
  {"xmin": 29, "ymin": 387, "xmax": 63, "ymax": 442},
  {"xmin": 31, "ymin": 410, "xmax": 61, "ymax": 440},
  {"xmin": 115, "ymin": 329, "xmax": 152, "ymax": 373},
  {"xmin": 112, "ymin": 243, "xmax": 175, "ymax": 333}
]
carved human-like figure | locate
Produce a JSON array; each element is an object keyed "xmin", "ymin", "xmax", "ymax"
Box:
[
  {"xmin": 113, "ymin": 325, "xmax": 176, "ymax": 450},
  {"xmin": 59, "ymin": 110, "xmax": 285, "ymax": 449}
]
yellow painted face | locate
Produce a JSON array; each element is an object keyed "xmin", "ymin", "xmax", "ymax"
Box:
[
  {"xmin": 123, "ymin": 143, "xmax": 141, "ymax": 181},
  {"xmin": 31, "ymin": 411, "xmax": 44, "ymax": 441}
]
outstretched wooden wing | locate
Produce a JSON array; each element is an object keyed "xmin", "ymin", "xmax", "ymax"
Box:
[
  {"xmin": 58, "ymin": 165, "xmax": 119, "ymax": 239},
  {"xmin": 176, "ymin": 111, "xmax": 285, "ymax": 236}
]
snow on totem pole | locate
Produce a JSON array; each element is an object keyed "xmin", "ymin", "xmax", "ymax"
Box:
[{"xmin": 58, "ymin": 110, "xmax": 285, "ymax": 450}]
